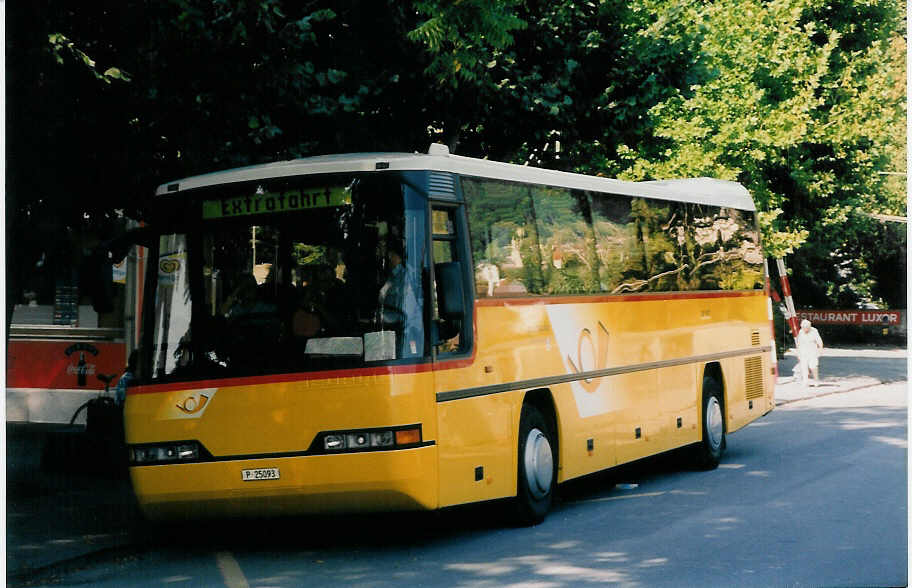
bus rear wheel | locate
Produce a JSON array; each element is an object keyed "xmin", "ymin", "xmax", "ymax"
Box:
[
  {"xmin": 693, "ymin": 377, "xmax": 725, "ymax": 470},
  {"xmin": 513, "ymin": 404, "xmax": 556, "ymax": 526}
]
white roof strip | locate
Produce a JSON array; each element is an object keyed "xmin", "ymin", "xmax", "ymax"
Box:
[{"xmin": 156, "ymin": 145, "xmax": 755, "ymax": 210}]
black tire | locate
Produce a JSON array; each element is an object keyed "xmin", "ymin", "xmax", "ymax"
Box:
[
  {"xmin": 512, "ymin": 404, "xmax": 557, "ymax": 526},
  {"xmin": 693, "ymin": 376, "xmax": 725, "ymax": 470}
]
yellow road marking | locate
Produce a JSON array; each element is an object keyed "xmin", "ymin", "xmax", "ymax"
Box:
[{"xmin": 216, "ymin": 551, "xmax": 249, "ymax": 588}]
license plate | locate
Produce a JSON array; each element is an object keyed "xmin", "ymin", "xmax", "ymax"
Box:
[{"xmin": 242, "ymin": 467, "xmax": 280, "ymax": 481}]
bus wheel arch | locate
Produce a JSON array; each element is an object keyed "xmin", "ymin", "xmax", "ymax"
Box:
[
  {"xmin": 694, "ymin": 363, "xmax": 726, "ymax": 470},
  {"xmin": 701, "ymin": 362, "xmax": 726, "ymax": 423},
  {"xmin": 522, "ymin": 389, "xmax": 559, "ymax": 453},
  {"xmin": 513, "ymin": 389, "xmax": 558, "ymax": 525}
]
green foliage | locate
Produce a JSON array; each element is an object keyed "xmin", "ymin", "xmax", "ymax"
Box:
[
  {"xmin": 614, "ymin": 0, "xmax": 905, "ymax": 308},
  {"xmin": 293, "ymin": 244, "xmax": 330, "ymax": 267},
  {"xmin": 6, "ymin": 0, "xmax": 906, "ymax": 323},
  {"xmin": 757, "ymin": 209, "xmax": 808, "ymax": 258},
  {"xmin": 48, "ymin": 33, "xmax": 133, "ymax": 84},
  {"xmin": 408, "ymin": 0, "xmax": 526, "ymax": 86}
]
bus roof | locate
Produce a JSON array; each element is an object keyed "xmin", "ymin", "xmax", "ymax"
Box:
[{"xmin": 156, "ymin": 144, "xmax": 756, "ymax": 211}]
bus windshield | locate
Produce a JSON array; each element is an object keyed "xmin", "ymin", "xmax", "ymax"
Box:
[{"xmin": 146, "ymin": 174, "xmax": 427, "ymax": 382}]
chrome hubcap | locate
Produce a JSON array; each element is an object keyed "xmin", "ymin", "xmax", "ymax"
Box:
[
  {"xmin": 706, "ymin": 396, "xmax": 723, "ymax": 451},
  {"xmin": 523, "ymin": 428, "xmax": 554, "ymax": 500}
]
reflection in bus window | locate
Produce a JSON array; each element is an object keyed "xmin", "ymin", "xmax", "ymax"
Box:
[
  {"xmin": 464, "ymin": 176, "xmax": 763, "ymax": 296},
  {"xmin": 152, "ymin": 234, "xmax": 191, "ymax": 378}
]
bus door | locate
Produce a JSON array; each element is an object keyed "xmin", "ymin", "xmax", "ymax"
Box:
[{"xmin": 428, "ymin": 199, "xmax": 513, "ymax": 507}]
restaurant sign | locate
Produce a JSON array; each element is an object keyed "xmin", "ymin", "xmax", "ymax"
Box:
[{"xmin": 796, "ymin": 309, "xmax": 903, "ymax": 326}]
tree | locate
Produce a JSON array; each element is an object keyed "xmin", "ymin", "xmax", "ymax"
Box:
[
  {"xmin": 6, "ymin": 0, "xmax": 438, "ymax": 326},
  {"xmin": 6, "ymin": 0, "xmax": 906, "ymax": 334},
  {"xmin": 6, "ymin": 2, "xmax": 140, "ymax": 327},
  {"xmin": 407, "ymin": 0, "xmax": 700, "ymax": 168},
  {"xmin": 612, "ymin": 0, "xmax": 905, "ymax": 308}
]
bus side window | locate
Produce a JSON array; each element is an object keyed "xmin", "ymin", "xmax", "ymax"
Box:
[{"xmin": 432, "ymin": 207, "xmax": 464, "ymax": 354}]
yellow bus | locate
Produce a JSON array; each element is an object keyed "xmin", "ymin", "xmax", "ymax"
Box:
[{"xmin": 115, "ymin": 143, "xmax": 775, "ymax": 524}]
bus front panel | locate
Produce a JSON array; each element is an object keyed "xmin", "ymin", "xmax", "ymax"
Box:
[{"xmin": 126, "ymin": 371, "xmax": 439, "ymax": 519}]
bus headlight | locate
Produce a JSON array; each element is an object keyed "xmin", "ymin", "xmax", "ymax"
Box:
[
  {"xmin": 321, "ymin": 426, "xmax": 418, "ymax": 453},
  {"xmin": 324, "ymin": 435, "xmax": 346, "ymax": 450},
  {"xmin": 370, "ymin": 431, "xmax": 394, "ymax": 447},
  {"xmin": 130, "ymin": 441, "xmax": 201, "ymax": 464}
]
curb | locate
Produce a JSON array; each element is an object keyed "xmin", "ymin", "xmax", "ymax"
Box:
[
  {"xmin": 774, "ymin": 380, "xmax": 887, "ymax": 406},
  {"xmin": 7, "ymin": 543, "xmax": 142, "ymax": 588}
]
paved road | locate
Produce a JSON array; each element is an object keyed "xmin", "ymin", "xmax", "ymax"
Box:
[{"xmin": 8, "ymin": 347, "xmax": 907, "ymax": 587}]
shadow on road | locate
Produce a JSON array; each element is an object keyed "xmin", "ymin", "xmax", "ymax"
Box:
[
  {"xmin": 126, "ymin": 445, "xmax": 711, "ymax": 557},
  {"xmin": 127, "ymin": 401, "xmax": 907, "ymax": 588},
  {"xmin": 9, "ymin": 393, "xmax": 907, "ymax": 588}
]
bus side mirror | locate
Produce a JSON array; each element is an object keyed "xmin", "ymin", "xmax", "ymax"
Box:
[
  {"xmin": 435, "ymin": 261, "xmax": 465, "ymax": 342},
  {"xmin": 87, "ymin": 226, "xmax": 154, "ymax": 314}
]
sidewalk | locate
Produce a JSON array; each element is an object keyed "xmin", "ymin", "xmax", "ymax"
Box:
[
  {"xmin": 6, "ymin": 424, "xmax": 141, "ymax": 583},
  {"xmin": 774, "ymin": 346, "xmax": 906, "ymax": 405},
  {"xmin": 774, "ymin": 374, "xmax": 882, "ymax": 405},
  {"xmin": 6, "ymin": 346, "xmax": 907, "ymax": 582}
]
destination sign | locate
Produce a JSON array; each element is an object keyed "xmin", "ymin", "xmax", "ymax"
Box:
[{"xmin": 203, "ymin": 186, "xmax": 351, "ymax": 219}]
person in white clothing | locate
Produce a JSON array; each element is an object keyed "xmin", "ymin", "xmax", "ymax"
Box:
[{"xmin": 796, "ymin": 319, "xmax": 824, "ymax": 386}]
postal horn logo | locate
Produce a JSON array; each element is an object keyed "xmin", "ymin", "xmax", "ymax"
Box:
[
  {"xmin": 566, "ymin": 321, "xmax": 609, "ymax": 394},
  {"xmin": 175, "ymin": 390, "xmax": 216, "ymax": 417}
]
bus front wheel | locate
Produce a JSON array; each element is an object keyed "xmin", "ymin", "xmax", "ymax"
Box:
[
  {"xmin": 513, "ymin": 404, "xmax": 556, "ymax": 525},
  {"xmin": 693, "ymin": 377, "xmax": 725, "ymax": 470}
]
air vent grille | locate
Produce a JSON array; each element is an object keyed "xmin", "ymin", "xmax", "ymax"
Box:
[
  {"xmin": 744, "ymin": 356, "xmax": 764, "ymax": 399},
  {"xmin": 751, "ymin": 330, "xmax": 761, "ymax": 346},
  {"xmin": 429, "ymin": 172, "xmax": 456, "ymax": 198}
]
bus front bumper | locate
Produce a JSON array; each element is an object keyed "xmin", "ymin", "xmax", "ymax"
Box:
[{"xmin": 130, "ymin": 445, "xmax": 438, "ymax": 520}]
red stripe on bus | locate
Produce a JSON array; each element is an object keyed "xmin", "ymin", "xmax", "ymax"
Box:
[
  {"xmin": 127, "ymin": 345, "xmax": 480, "ymax": 395},
  {"xmin": 128, "ymin": 363, "xmax": 437, "ymax": 395}
]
